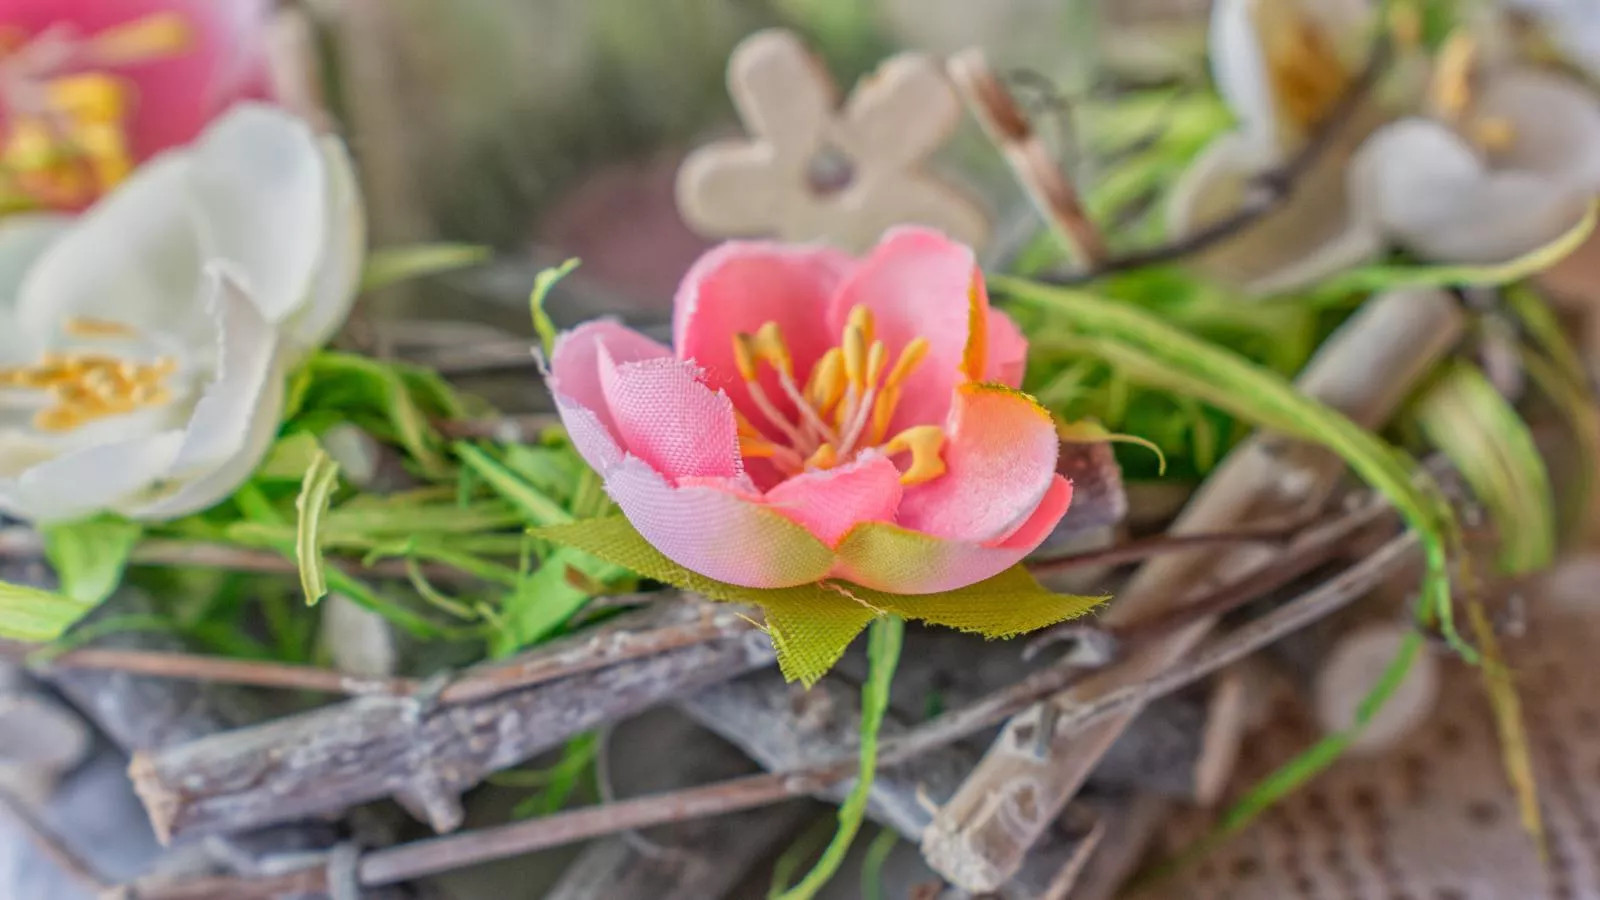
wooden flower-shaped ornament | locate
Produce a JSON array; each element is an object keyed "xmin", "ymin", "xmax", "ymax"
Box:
[
  {"xmin": 535, "ymin": 228, "xmax": 1101, "ymax": 685},
  {"xmin": 676, "ymin": 29, "xmax": 990, "ymax": 254}
]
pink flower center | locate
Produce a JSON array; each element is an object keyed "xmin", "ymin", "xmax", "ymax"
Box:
[
  {"xmin": 0, "ymin": 13, "xmax": 193, "ymax": 210},
  {"xmin": 731, "ymin": 304, "xmax": 947, "ymax": 486}
]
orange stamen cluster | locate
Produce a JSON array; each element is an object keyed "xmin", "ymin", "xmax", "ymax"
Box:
[
  {"xmin": 732, "ymin": 305, "xmax": 947, "ymax": 485},
  {"xmin": 0, "ymin": 317, "xmax": 177, "ymax": 432}
]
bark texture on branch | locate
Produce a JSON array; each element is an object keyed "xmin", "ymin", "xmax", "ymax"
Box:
[
  {"xmin": 130, "ymin": 605, "xmax": 774, "ymax": 843},
  {"xmin": 922, "ymin": 288, "xmax": 1465, "ymax": 891}
]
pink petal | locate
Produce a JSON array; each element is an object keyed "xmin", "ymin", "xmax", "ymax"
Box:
[
  {"xmin": 598, "ymin": 354, "xmax": 741, "ymax": 482},
  {"xmin": 673, "ymin": 240, "xmax": 853, "ymax": 432},
  {"xmin": 604, "ymin": 457, "xmax": 835, "ymax": 589},
  {"xmin": 984, "ymin": 308, "xmax": 1028, "ymax": 388},
  {"xmin": 2, "ymin": 0, "xmax": 276, "ymax": 162},
  {"xmin": 827, "ymin": 226, "xmax": 987, "ymax": 434},
  {"xmin": 896, "ymin": 383, "xmax": 1061, "ymax": 544},
  {"xmin": 762, "ymin": 451, "xmax": 903, "ymax": 546},
  {"xmin": 832, "ymin": 475, "xmax": 1072, "ymax": 593},
  {"xmin": 547, "ymin": 319, "xmax": 672, "ymax": 470}
]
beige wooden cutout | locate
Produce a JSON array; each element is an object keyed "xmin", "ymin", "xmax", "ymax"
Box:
[{"xmin": 676, "ymin": 28, "xmax": 991, "ymax": 253}]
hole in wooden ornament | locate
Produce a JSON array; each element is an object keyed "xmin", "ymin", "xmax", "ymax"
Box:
[
  {"xmin": 805, "ymin": 144, "xmax": 856, "ymax": 197},
  {"xmin": 1576, "ymin": 707, "xmax": 1600, "ymax": 736},
  {"xmin": 1230, "ymin": 855, "xmax": 1263, "ymax": 879},
  {"xmin": 1433, "ymin": 888, "xmax": 1467, "ymax": 900},
  {"xmin": 1436, "ymin": 719, "xmax": 1466, "ymax": 752},
  {"xmin": 1466, "ymin": 799, "xmax": 1503, "ymax": 828}
]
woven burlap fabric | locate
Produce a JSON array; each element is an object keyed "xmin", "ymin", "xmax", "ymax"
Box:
[{"xmin": 1137, "ymin": 554, "xmax": 1600, "ymax": 900}]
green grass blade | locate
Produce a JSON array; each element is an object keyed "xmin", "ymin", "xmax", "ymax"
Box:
[{"xmin": 294, "ymin": 449, "xmax": 342, "ymax": 606}]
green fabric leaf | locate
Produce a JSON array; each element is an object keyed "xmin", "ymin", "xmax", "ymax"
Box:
[
  {"xmin": 361, "ymin": 243, "xmax": 490, "ymax": 292},
  {"xmin": 0, "ymin": 580, "xmax": 95, "ymax": 644},
  {"xmin": 42, "ymin": 516, "xmax": 143, "ymax": 607},
  {"xmin": 532, "ymin": 516, "xmax": 1106, "ymax": 686}
]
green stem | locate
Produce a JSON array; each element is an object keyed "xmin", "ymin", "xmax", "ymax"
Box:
[{"xmin": 774, "ymin": 615, "xmax": 904, "ymax": 900}]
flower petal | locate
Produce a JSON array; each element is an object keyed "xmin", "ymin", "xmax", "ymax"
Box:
[
  {"xmin": 155, "ymin": 269, "xmax": 279, "ymax": 481},
  {"xmin": 1170, "ymin": 127, "xmax": 1381, "ymax": 292},
  {"xmin": 672, "ymin": 240, "xmax": 852, "ymax": 429},
  {"xmin": 0, "ymin": 215, "xmax": 71, "ymax": 365},
  {"xmin": 187, "ymin": 104, "xmax": 326, "ymax": 323},
  {"xmin": 604, "ymin": 456, "xmax": 835, "ymax": 588},
  {"xmin": 896, "ymin": 383, "xmax": 1061, "ymax": 544},
  {"xmin": 827, "ymin": 226, "xmax": 983, "ymax": 433},
  {"xmin": 983, "ymin": 307, "xmax": 1028, "ymax": 388},
  {"xmin": 1353, "ymin": 118, "xmax": 1588, "ymax": 263},
  {"xmin": 762, "ymin": 450, "xmax": 903, "ymax": 546},
  {"xmin": 15, "ymin": 155, "xmax": 209, "ymax": 349},
  {"xmin": 281, "ymin": 137, "xmax": 366, "ymax": 353},
  {"xmin": 548, "ymin": 319, "xmax": 672, "ymax": 473},
  {"xmin": 123, "ymin": 356, "xmax": 287, "ymax": 521},
  {"xmin": 833, "ymin": 475, "xmax": 1072, "ymax": 594},
  {"xmin": 1209, "ymin": 0, "xmax": 1279, "ymax": 141},
  {"xmin": 1477, "ymin": 68, "xmax": 1600, "ymax": 193},
  {"xmin": 598, "ymin": 354, "xmax": 742, "ymax": 482},
  {"xmin": 0, "ymin": 432, "xmax": 186, "ymax": 524}
]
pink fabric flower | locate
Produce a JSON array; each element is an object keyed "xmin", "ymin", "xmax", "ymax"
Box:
[
  {"xmin": 548, "ymin": 227, "xmax": 1072, "ymax": 594},
  {"xmin": 0, "ymin": 0, "xmax": 274, "ymax": 208}
]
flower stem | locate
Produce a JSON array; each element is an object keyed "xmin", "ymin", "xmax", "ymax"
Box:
[{"xmin": 773, "ymin": 614, "xmax": 904, "ymax": 900}]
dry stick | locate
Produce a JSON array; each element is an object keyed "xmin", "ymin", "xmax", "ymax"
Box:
[
  {"xmin": 129, "ymin": 605, "xmax": 774, "ymax": 841},
  {"xmin": 435, "ymin": 413, "xmax": 563, "ymax": 443},
  {"xmin": 1027, "ymin": 526, "xmax": 1298, "ymax": 576},
  {"xmin": 26, "ymin": 648, "xmax": 419, "ymax": 698},
  {"xmin": 123, "ymin": 541, "xmax": 1411, "ymax": 900},
  {"xmin": 949, "ymin": 47, "xmax": 1110, "ymax": 269},
  {"xmin": 1039, "ymin": 34, "xmax": 1394, "ymax": 283},
  {"xmin": 921, "ymin": 288, "xmax": 1466, "ymax": 891}
]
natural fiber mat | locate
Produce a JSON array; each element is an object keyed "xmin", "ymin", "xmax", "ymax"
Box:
[{"xmin": 1137, "ymin": 555, "xmax": 1600, "ymax": 900}]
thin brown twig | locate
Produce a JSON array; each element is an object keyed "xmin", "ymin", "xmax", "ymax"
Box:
[
  {"xmin": 436, "ymin": 413, "xmax": 563, "ymax": 443},
  {"xmin": 1025, "ymin": 526, "xmax": 1298, "ymax": 576},
  {"xmin": 1038, "ymin": 33, "xmax": 1395, "ymax": 283},
  {"xmin": 23, "ymin": 648, "xmax": 421, "ymax": 697},
  {"xmin": 0, "ymin": 785, "xmax": 108, "ymax": 893}
]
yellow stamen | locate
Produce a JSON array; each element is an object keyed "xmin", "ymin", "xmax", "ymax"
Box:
[
  {"xmin": 64, "ymin": 316, "xmax": 139, "ymax": 339},
  {"xmin": 1432, "ymin": 31, "xmax": 1480, "ymax": 122},
  {"xmin": 1472, "ymin": 116, "xmax": 1516, "ymax": 153},
  {"xmin": 846, "ymin": 305, "xmax": 875, "ymax": 348},
  {"xmin": 1255, "ymin": 0, "xmax": 1351, "ymax": 137},
  {"xmin": 732, "ymin": 332, "xmax": 760, "ymax": 382},
  {"xmin": 805, "ymin": 347, "xmax": 846, "ymax": 414},
  {"xmin": 0, "ymin": 348, "xmax": 178, "ymax": 433},
  {"xmin": 752, "ymin": 321, "xmax": 793, "ymax": 377},
  {"xmin": 83, "ymin": 12, "xmax": 193, "ymax": 67},
  {"xmin": 884, "ymin": 425, "xmax": 947, "ymax": 486},
  {"xmin": 842, "ymin": 321, "xmax": 868, "ymax": 390},
  {"xmin": 868, "ymin": 337, "xmax": 932, "ymax": 444},
  {"xmin": 805, "ymin": 443, "xmax": 838, "ymax": 470}
]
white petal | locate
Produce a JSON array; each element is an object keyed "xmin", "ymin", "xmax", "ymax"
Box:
[
  {"xmin": 160, "ymin": 269, "xmax": 281, "ymax": 481},
  {"xmin": 280, "ymin": 137, "xmax": 365, "ymax": 354},
  {"xmin": 1170, "ymin": 129, "xmax": 1380, "ymax": 291},
  {"xmin": 1505, "ymin": 0, "xmax": 1600, "ymax": 82},
  {"xmin": 0, "ymin": 432, "xmax": 185, "ymax": 524},
  {"xmin": 1353, "ymin": 117, "xmax": 1589, "ymax": 262},
  {"xmin": 15, "ymin": 156, "xmax": 209, "ymax": 350},
  {"xmin": 123, "ymin": 361, "xmax": 286, "ymax": 521},
  {"xmin": 0, "ymin": 215, "xmax": 70, "ymax": 364},
  {"xmin": 1477, "ymin": 68, "xmax": 1600, "ymax": 192},
  {"xmin": 187, "ymin": 104, "xmax": 327, "ymax": 324},
  {"xmin": 1210, "ymin": 0, "xmax": 1279, "ymax": 141}
]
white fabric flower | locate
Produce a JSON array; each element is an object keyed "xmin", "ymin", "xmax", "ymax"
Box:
[
  {"xmin": 1349, "ymin": 67, "xmax": 1600, "ymax": 266},
  {"xmin": 1168, "ymin": 0, "xmax": 1404, "ymax": 293},
  {"xmin": 1503, "ymin": 0, "xmax": 1600, "ymax": 82},
  {"xmin": 0, "ymin": 103, "xmax": 365, "ymax": 524}
]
